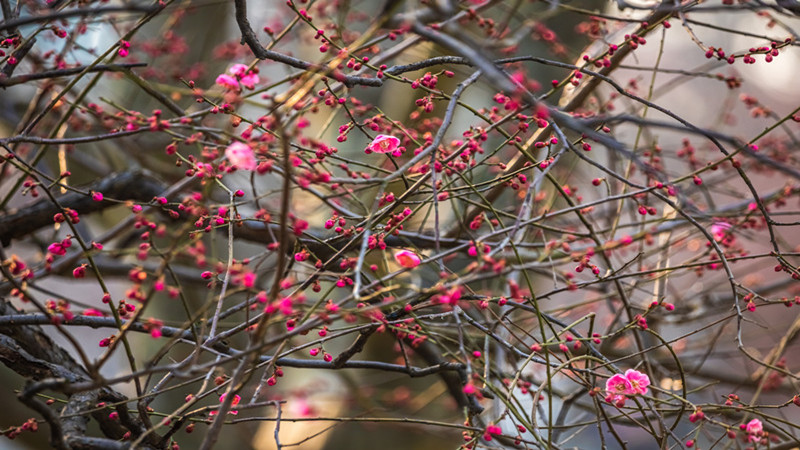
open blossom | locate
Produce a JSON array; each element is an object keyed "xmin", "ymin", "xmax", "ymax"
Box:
[
  {"xmin": 225, "ymin": 141, "xmax": 257, "ymax": 170},
  {"xmin": 606, "ymin": 374, "xmax": 632, "ymax": 396},
  {"xmin": 209, "ymin": 393, "xmax": 241, "ymax": 416},
  {"xmin": 605, "ymin": 369, "xmax": 650, "ymax": 406},
  {"xmin": 366, "ymin": 135, "xmax": 401, "ymax": 154},
  {"xmin": 624, "ymin": 369, "xmax": 650, "ymax": 395},
  {"xmin": 394, "ymin": 250, "xmax": 421, "ymax": 268}
]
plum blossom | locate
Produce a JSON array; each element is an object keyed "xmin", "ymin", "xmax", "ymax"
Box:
[
  {"xmin": 710, "ymin": 221, "xmax": 731, "ymax": 241},
  {"xmin": 366, "ymin": 135, "xmax": 401, "ymax": 155},
  {"xmin": 605, "ymin": 374, "xmax": 632, "ymax": 405},
  {"xmin": 215, "ymin": 64, "xmax": 260, "ymax": 92},
  {"xmin": 215, "ymin": 74, "xmax": 239, "ymax": 91},
  {"xmin": 228, "ymin": 64, "xmax": 249, "ymax": 78},
  {"xmin": 745, "ymin": 418, "xmax": 763, "ymax": 442},
  {"xmin": 604, "ymin": 369, "xmax": 651, "ymax": 406},
  {"xmin": 606, "ymin": 374, "xmax": 632, "ymax": 395},
  {"xmin": 225, "ymin": 141, "xmax": 257, "ymax": 170},
  {"xmin": 624, "ymin": 369, "xmax": 650, "ymax": 395},
  {"xmin": 240, "ymin": 73, "xmax": 259, "ymax": 90},
  {"xmin": 394, "ymin": 250, "xmax": 421, "ymax": 268},
  {"xmin": 209, "ymin": 393, "xmax": 241, "ymax": 416}
]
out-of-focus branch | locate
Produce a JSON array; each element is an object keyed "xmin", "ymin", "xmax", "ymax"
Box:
[
  {"xmin": 1, "ymin": 38, "xmax": 35, "ymax": 79},
  {"xmin": 233, "ymin": 0, "xmax": 382, "ymax": 88},
  {"xmin": 0, "ymin": 4, "xmax": 158, "ymax": 32},
  {"xmin": 0, "ymin": 63, "xmax": 147, "ymax": 88},
  {"xmin": 0, "ymin": 169, "xmax": 167, "ymax": 246}
]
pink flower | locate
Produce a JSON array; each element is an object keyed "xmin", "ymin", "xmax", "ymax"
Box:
[
  {"xmin": 209, "ymin": 393, "xmax": 241, "ymax": 416},
  {"xmin": 218, "ymin": 64, "xmax": 260, "ymax": 91},
  {"xmin": 239, "ymin": 73, "xmax": 259, "ymax": 90},
  {"xmin": 746, "ymin": 418, "xmax": 763, "ymax": 434},
  {"xmin": 288, "ymin": 398, "xmax": 315, "ymax": 417},
  {"xmin": 215, "ymin": 73, "xmax": 239, "ymax": 91},
  {"xmin": 366, "ymin": 135, "xmax": 401, "ymax": 154},
  {"xmin": 394, "ymin": 250, "xmax": 421, "ymax": 268},
  {"xmin": 241, "ymin": 272, "xmax": 256, "ymax": 288},
  {"xmin": 225, "ymin": 142, "xmax": 257, "ymax": 170},
  {"xmin": 710, "ymin": 221, "xmax": 731, "ymax": 240},
  {"xmin": 606, "ymin": 374, "xmax": 632, "ymax": 396},
  {"xmin": 745, "ymin": 418, "xmax": 763, "ymax": 442},
  {"xmin": 605, "ymin": 370, "xmax": 651, "ymax": 406},
  {"xmin": 228, "ymin": 64, "xmax": 248, "ymax": 77},
  {"xmin": 624, "ymin": 369, "xmax": 650, "ymax": 395}
]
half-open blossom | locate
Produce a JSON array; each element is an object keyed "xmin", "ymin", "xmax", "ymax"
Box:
[
  {"xmin": 394, "ymin": 250, "xmax": 421, "ymax": 268},
  {"xmin": 216, "ymin": 64, "xmax": 260, "ymax": 92},
  {"xmin": 215, "ymin": 73, "xmax": 239, "ymax": 91},
  {"xmin": 624, "ymin": 369, "xmax": 650, "ymax": 395},
  {"xmin": 228, "ymin": 64, "xmax": 248, "ymax": 77},
  {"xmin": 366, "ymin": 135, "xmax": 400, "ymax": 154},
  {"xmin": 745, "ymin": 418, "xmax": 763, "ymax": 442},
  {"xmin": 239, "ymin": 72, "xmax": 259, "ymax": 90},
  {"xmin": 225, "ymin": 141, "xmax": 257, "ymax": 170},
  {"xmin": 229, "ymin": 64, "xmax": 259, "ymax": 88}
]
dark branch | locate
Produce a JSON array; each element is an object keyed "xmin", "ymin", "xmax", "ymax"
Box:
[
  {"xmin": 0, "ymin": 63, "xmax": 147, "ymax": 88},
  {"xmin": 0, "ymin": 5, "xmax": 157, "ymax": 32},
  {"xmin": 0, "ymin": 169, "xmax": 168, "ymax": 246}
]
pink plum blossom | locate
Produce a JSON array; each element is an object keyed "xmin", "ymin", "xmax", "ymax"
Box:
[
  {"xmin": 605, "ymin": 369, "xmax": 651, "ymax": 406},
  {"xmin": 216, "ymin": 64, "xmax": 260, "ymax": 92},
  {"xmin": 239, "ymin": 72, "xmax": 259, "ymax": 90},
  {"xmin": 228, "ymin": 64, "xmax": 248, "ymax": 77},
  {"xmin": 745, "ymin": 418, "xmax": 763, "ymax": 442},
  {"xmin": 209, "ymin": 393, "xmax": 241, "ymax": 416},
  {"xmin": 710, "ymin": 221, "xmax": 731, "ymax": 240},
  {"xmin": 624, "ymin": 369, "xmax": 650, "ymax": 395},
  {"xmin": 394, "ymin": 250, "xmax": 421, "ymax": 268},
  {"xmin": 225, "ymin": 142, "xmax": 257, "ymax": 170},
  {"xmin": 366, "ymin": 135, "xmax": 401, "ymax": 154},
  {"xmin": 215, "ymin": 73, "xmax": 239, "ymax": 91},
  {"xmin": 606, "ymin": 374, "xmax": 632, "ymax": 396}
]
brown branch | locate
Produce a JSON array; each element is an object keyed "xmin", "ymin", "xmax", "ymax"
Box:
[
  {"xmin": 0, "ymin": 299, "xmax": 160, "ymax": 447},
  {"xmin": 1, "ymin": 37, "xmax": 35, "ymax": 79},
  {"xmin": 331, "ymin": 324, "xmax": 379, "ymax": 368},
  {"xmin": 0, "ymin": 169, "xmax": 168, "ymax": 246},
  {"xmin": 233, "ymin": 0, "xmax": 381, "ymax": 88}
]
